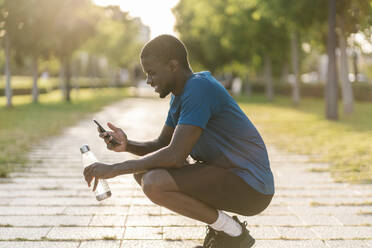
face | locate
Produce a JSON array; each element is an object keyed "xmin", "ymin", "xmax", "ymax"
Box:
[{"xmin": 141, "ymin": 56, "xmax": 175, "ymax": 98}]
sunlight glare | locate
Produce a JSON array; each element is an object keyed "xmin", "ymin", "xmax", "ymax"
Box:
[{"xmin": 93, "ymin": 0, "xmax": 179, "ymax": 38}]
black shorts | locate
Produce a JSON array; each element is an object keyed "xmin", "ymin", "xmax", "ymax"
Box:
[{"xmin": 167, "ymin": 163, "xmax": 273, "ymax": 216}]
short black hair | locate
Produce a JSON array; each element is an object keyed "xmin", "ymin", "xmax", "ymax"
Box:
[{"xmin": 140, "ymin": 34, "xmax": 190, "ymax": 69}]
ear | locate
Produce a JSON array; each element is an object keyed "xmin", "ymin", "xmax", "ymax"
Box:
[{"xmin": 168, "ymin": 60, "xmax": 179, "ymax": 72}]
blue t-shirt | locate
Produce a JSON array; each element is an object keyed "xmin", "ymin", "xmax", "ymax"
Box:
[{"xmin": 166, "ymin": 71, "xmax": 274, "ymax": 195}]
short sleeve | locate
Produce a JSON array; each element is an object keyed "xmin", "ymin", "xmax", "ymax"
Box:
[
  {"xmin": 178, "ymin": 80, "xmax": 219, "ymax": 129},
  {"xmin": 165, "ymin": 110, "xmax": 176, "ymax": 127}
]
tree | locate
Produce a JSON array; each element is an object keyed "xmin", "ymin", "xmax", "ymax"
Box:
[
  {"xmin": 50, "ymin": 0, "xmax": 97, "ymax": 102},
  {"xmin": 258, "ymin": 0, "xmax": 327, "ymax": 106},
  {"xmin": 335, "ymin": 0, "xmax": 372, "ymax": 114},
  {"xmin": 0, "ymin": 0, "xmax": 26, "ymax": 107},
  {"xmin": 174, "ymin": 0, "xmax": 290, "ymax": 101},
  {"xmin": 326, "ymin": 0, "xmax": 338, "ymax": 120},
  {"xmin": 83, "ymin": 6, "xmax": 148, "ymax": 85},
  {"xmin": 13, "ymin": 0, "xmax": 57, "ymax": 103}
]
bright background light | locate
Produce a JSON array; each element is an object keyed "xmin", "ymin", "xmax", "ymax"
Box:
[{"xmin": 93, "ymin": 0, "xmax": 179, "ymax": 38}]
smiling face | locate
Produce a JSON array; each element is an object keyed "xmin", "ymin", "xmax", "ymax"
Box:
[{"xmin": 141, "ymin": 56, "xmax": 175, "ymax": 98}]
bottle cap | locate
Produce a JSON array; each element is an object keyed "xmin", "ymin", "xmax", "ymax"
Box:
[{"xmin": 80, "ymin": 145, "xmax": 90, "ymax": 153}]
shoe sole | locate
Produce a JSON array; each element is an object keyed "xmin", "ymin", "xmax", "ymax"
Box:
[{"xmin": 246, "ymin": 237, "xmax": 255, "ymax": 248}]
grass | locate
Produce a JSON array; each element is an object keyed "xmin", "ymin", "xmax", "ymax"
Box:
[
  {"xmin": 237, "ymin": 95, "xmax": 372, "ymax": 184},
  {"xmin": 0, "ymin": 88, "xmax": 130, "ymax": 177},
  {"xmin": 0, "ymin": 76, "xmax": 59, "ymax": 90},
  {"xmin": 0, "ymin": 76, "xmax": 113, "ymax": 91}
]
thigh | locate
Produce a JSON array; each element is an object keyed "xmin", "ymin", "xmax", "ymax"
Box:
[{"xmin": 167, "ymin": 164, "xmax": 273, "ymax": 216}]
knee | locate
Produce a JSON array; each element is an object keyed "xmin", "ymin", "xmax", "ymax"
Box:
[
  {"xmin": 141, "ymin": 169, "xmax": 168, "ymax": 205},
  {"xmin": 133, "ymin": 173, "xmax": 144, "ymax": 186}
]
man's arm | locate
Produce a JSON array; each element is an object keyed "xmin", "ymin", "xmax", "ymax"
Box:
[
  {"xmin": 112, "ymin": 124, "xmax": 202, "ymax": 175},
  {"xmin": 126, "ymin": 124, "xmax": 174, "ymax": 156}
]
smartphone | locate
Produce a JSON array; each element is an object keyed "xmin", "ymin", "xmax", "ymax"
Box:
[{"xmin": 93, "ymin": 120, "xmax": 120, "ymax": 146}]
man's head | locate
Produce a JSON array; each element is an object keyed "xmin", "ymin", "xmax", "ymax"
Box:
[{"xmin": 140, "ymin": 35, "xmax": 191, "ymax": 98}]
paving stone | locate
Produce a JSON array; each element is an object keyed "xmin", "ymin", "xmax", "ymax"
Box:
[
  {"xmin": 47, "ymin": 227, "xmax": 124, "ymax": 240},
  {"xmin": 124, "ymin": 227, "xmax": 162, "ymax": 239},
  {"xmin": 126, "ymin": 215, "xmax": 201, "ymax": 227},
  {"xmin": 334, "ymin": 214, "xmax": 372, "ymax": 226},
  {"xmin": 326, "ymin": 240, "xmax": 372, "ymax": 248},
  {"xmin": 0, "ymin": 206, "xmax": 65, "ymax": 215},
  {"xmin": 0, "ymin": 241, "xmax": 79, "ymax": 248},
  {"xmin": 0, "ymin": 190, "xmax": 79, "ymax": 198},
  {"xmin": 259, "ymin": 206, "xmax": 292, "ymax": 216},
  {"xmin": 0, "ymin": 227, "xmax": 50, "ymax": 239},
  {"xmin": 239, "ymin": 215, "xmax": 303, "ymax": 226},
  {"xmin": 311, "ymin": 226, "xmax": 372, "ymax": 239},
  {"xmin": 275, "ymin": 227, "xmax": 319, "ymax": 239},
  {"xmin": 131, "ymin": 197, "xmax": 155, "ymax": 206},
  {"xmin": 79, "ymin": 240, "xmax": 121, "ymax": 248},
  {"xmin": 64, "ymin": 206, "xmax": 128, "ymax": 215},
  {"xmin": 297, "ymin": 215, "xmax": 342, "ymax": 226},
  {"xmin": 254, "ymin": 240, "xmax": 327, "ymax": 248},
  {"xmin": 89, "ymin": 215, "xmax": 126, "ymax": 227},
  {"xmin": 120, "ymin": 240, "xmax": 201, "ymax": 248},
  {"xmin": 289, "ymin": 205, "xmax": 372, "ymax": 215},
  {"xmin": 0, "ymin": 215, "xmax": 91, "ymax": 227},
  {"xmin": 248, "ymin": 227, "xmax": 281, "ymax": 239},
  {"xmin": 128, "ymin": 206, "xmax": 161, "ymax": 216},
  {"xmin": 163, "ymin": 227, "xmax": 205, "ymax": 240}
]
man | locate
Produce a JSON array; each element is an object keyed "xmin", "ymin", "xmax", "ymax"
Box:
[{"xmin": 84, "ymin": 35, "xmax": 274, "ymax": 248}]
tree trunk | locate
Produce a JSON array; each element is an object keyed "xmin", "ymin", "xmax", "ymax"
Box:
[
  {"xmin": 352, "ymin": 50, "xmax": 358, "ymax": 83},
  {"xmin": 325, "ymin": 0, "xmax": 339, "ymax": 120},
  {"xmin": 4, "ymin": 33, "xmax": 12, "ymax": 108},
  {"xmin": 290, "ymin": 32, "xmax": 300, "ymax": 106},
  {"xmin": 264, "ymin": 54, "xmax": 274, "ymax": 101},
  {"xmin": 281, "ymin": 61, "xmax": 289, "ymax": 83},
  {"xmin": 63, "ymin": 56, "xmax": 72, "ymax": 102},
  {"xmin": 59, "ymin": 59, "xmax": 65, "ymax": 98},
  {"xmin": 32, "ymin": 56, "xmax": 39, "ymax": 103},
  {"xmin": 244, "ymin": 73, "xmax": 252, "ymax": 98},
  {"xmin": 337, "ymin": 18, "xmax": 354, "ymax": 114}
]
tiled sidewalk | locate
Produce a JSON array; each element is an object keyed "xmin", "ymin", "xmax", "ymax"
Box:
[{"xmin": 0, "ymin": 97, "xmax": 371, "ymax": 248}]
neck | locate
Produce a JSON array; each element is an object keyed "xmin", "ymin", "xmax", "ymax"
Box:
[{"xmin": 173, "ymin": 68, "xmax": 193, "ymax": 96}]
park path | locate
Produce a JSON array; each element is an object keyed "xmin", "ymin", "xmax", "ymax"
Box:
[{"xmin": 0, "ymin": 96, "xmax": 371, "ymax": 248}]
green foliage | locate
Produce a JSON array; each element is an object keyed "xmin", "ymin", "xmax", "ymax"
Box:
[
  {"xmin": 50, "ymin": 0, "xmax": 98, "ymax": 59},
  {"xmin": 173, "ymin": 0, "xmax": 291, "ymax": 74},
  {"xmin": 83, "ymin": 6, "xmax": 147, "ymax": 70}
]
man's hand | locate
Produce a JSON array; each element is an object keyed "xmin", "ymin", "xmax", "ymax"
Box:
[
  {"xmin": 83, "ymin": 162, "xmax": 117, "ymax": 191},
  {"xmin": 99, "ymin": 122, "xmax": 127, "ymax": 152}
]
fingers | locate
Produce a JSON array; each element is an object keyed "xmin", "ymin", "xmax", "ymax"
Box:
[
  {"xmin": 93, "ymin": 177, "xmax": 99, "ymax": 191},
  {"xmin": 83, "ymin": 166, "xmax": 94, "ymax": 187},
  {"xmin": 107, "ymin": 142, "xmax": 115, "ymax": 150},
  {"xmin": 99, "ymin": 131, "xmax": 110, "ymax": 138},
  {"xmin": 107, "ymin": 122, "xmax": 119, "ymax": 131}
]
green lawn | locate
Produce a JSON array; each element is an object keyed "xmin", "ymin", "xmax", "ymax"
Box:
[
  {"xmin": 0, "ymin": 76, "xmax": 59, "ymax": 90},
  {"xmin": 0, "ymin": 88, "xmax": 130, "ymax": 177},
  {"xmin": 238, "ymin": 95, "xmax": 372, "ymax": 184}
]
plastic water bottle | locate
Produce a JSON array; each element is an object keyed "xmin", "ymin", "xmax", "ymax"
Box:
[{"xmin": 80, "ymin": 145, "xmax": 112, "ymax": 201}]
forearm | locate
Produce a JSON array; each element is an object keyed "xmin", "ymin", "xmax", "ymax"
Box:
[
  {"xmin": 126, "ymin": 139, "xmax": 166, "ymax": 156},
  {"xmin": 112, "ymin": 146, "xmax": 184, "ymax": 176}
]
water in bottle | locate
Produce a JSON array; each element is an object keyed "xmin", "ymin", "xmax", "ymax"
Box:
[{"xmin": 80, "ymin": 145, "xmax": 112, "ymax": 201}]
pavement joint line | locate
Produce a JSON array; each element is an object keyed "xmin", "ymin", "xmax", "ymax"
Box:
[{"xmin": 119, "ymin": 194, "xmax": 133, "ymax": 248}]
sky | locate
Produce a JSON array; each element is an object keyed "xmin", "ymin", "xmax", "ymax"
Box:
[{"xmin": 93, "ymin": 0, "xmax": 179, "ymax": 39}]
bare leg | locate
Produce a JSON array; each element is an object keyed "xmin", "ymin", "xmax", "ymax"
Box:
[{"xmin": 139, "ymin": 169, "xmax": 218, "ymax": 224}]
